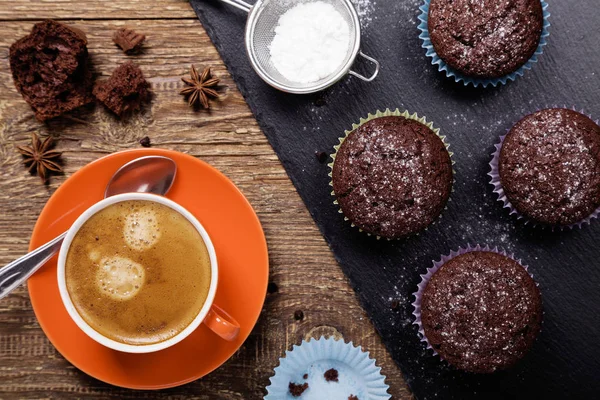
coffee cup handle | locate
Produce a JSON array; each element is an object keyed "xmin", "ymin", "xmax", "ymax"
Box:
[{"xmin": 204, "ymin": 304, "xmax": 240, "ymax": 341}]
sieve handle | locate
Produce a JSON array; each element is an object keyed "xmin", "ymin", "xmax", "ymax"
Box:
[
  {"xmin": 349, "ymin": 51, "xmax": 380, "ymax": 82},
  {"xmin": 219, "ymin": 0, "xmax": 253, "ymax": 13}
]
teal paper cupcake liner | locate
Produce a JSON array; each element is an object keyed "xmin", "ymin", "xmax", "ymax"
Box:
[
  {"xmin": 417, "ymin": 0, "xmax": 551, "ymax": 88},
  {"xmin": 265, "ymin": 336, "xmax": 390, "ymax": 400}
]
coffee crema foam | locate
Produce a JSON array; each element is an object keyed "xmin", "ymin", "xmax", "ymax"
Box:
[
  {"xmin": 65, "ymin": 200, "xmax": 211, "ymax": 345},
  {"xmin": 124, "ymin": 207, "xmax": 161, "ymax": 251}
]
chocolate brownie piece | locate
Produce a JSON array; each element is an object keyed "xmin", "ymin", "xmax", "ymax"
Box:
[
  {"xmin": 499, "ymin": 108, "xmax": 600, "ymax": 226},
  {"xmin": 421, "ymin": 251, "xmax": 542, "ymax": 373},
  {"xmin": 332, "ymin": 116, "xmax": 453, "ymax": 239},
  {"xmin": 93, "ymin": 62, "xmax": 151, "ymax": 116},
  {"xmin": 9, "ymin": 20, "xmax": 94, "ymax": 121},
  {"xmin": 428, "ymin": 0, "xmax": 543, "ymax": 78}
]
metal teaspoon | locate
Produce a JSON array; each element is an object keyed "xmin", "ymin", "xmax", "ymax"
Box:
[{"xmin": 0, "ymin": 155, "xmax": 177, "ymax": 300}]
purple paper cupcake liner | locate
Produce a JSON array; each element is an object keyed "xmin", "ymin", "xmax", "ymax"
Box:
[
  {"xmin": 411, "ymin": 244, "xmax": 532, "ymax": 356},
  {"xmin": 417, "ymin": 0, "xmax": 550, "ymax": 88},
  {"xmin": 488, "ymin": 106, "xmax": 600, "ymax": 230}
]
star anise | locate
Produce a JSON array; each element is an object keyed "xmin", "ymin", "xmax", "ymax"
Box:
[
  {"xmin": 17, "ymin": 133, "xmax": 62, "ymax": 183},
  {"xmin": 179, "ymin": 65, "xmax": 220, "ymax": 109}
]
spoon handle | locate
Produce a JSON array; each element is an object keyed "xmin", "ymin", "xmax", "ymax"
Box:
[
  {"xmin": 218, "ymin": 0, "xmax": 252, "ymax": 13},
  {"xmin": 0, "ymin": 232, "xmax": 66, "ymax": 300}
]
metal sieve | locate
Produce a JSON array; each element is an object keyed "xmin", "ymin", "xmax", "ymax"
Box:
[{"xmin": 218, "ymin": 0, "xmax": 380, "ymax": 94}]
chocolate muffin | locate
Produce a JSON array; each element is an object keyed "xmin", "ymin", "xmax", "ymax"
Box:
[
  {"xmin": 499, "ymin": 108, "xmax": 600, "ymax": 226},
  {"xmin": 331, "ymin": 115, "xmax": 453, "ymax": 239},
  {"xmin": 9, "ymin": 20, "xmax": 94, "ymax": 121},
  {"xmin": 421, "ymin": 251, "xmax": 542, "ymax": 373},
  {"xmin": 428, "ymin": 0, "xmax": 544, "ymax": 79},
  {"xmin": 93, "ymin": 62, "xmax": 151, "ymax": 116}
]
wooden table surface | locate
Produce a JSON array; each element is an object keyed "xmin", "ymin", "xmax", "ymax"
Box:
[{"xmin": 0, "ymin": 1, "xmax": 412, "ymax": 398}]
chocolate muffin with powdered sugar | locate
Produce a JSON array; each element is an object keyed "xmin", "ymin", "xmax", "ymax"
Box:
[
  {"xmin": 331, "ymin": 115, "xmax": 453, "ymax": 239},
  {"xmin": 427, "ymin": 0, "xmax": 544, "ymax": 79},
  {"xmin": 499, "ymin": 108, "xmax": 600, "ymax": 226},
  {"xmin": 421, "ymin": 251, "xmax": 542, "ymax": 373}
]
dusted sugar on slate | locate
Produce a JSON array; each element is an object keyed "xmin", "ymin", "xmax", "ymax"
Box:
[
  {"xmin": 332, "ymin": 116, "xmax": 453, "ymax": 239},
  {"xmin": 421, "ymin": 251, "xmax": 542, "ymax": 373},
  {"xmin": 93, "ymin": 62, "xmax": 151, "ymax": 116},
  {"xmin": 289, "ymin": 382, "xmax": 308, "ymax": 397},
  {"xmin": 499, "ymin": 108, "xmax": 600, "ymax": 226},
  {"xmin": 428, "ymin": 0, "xmax": 543, "ymax": 78},
  {"xmin": 9, "ymin": 20, "xmax": 94, "ymax": 121}
]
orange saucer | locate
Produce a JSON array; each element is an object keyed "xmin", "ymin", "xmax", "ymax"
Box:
[{"xmin": 27, "ymin": 149, "xmax": 269, "ymax": 389}]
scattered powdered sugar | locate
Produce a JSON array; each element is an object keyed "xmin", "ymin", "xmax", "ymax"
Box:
[
  {"xmin": 269, "ymin": 1, "xmax": 350, "ymax": 83},
  {"xmin": 351, "ymin": 0, "xmax": 375, "ymax": 28}
]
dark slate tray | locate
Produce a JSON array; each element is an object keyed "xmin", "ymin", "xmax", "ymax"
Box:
[{"xmin": 189, "ymin": 0, "xmax": 600, "ymax": 398}]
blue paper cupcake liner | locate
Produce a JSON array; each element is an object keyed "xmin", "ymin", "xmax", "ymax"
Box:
[
  {"xmin": 265, "ymin": 336, "xmax": 390, "ymax": 400},
  {"xmin": 417, "ymin": 0, "xmax": 551, "ymax": 88},
  {"xmin": 488, "ymin": 106, "xmax": 600, "ymax": 230},
  {"xmin": 411, "ymin": 244, "xmax": 533, "ymax": 356}
]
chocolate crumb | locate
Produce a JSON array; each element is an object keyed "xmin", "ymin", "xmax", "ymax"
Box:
[
  {"xmin": 112, "ymin": 27, "xmax": 145, "ymax": 54},
  {"xmin": 289, "ymin": 382, "xmax": 308, "ymax": 397},
  {"xmin": 315, "ymin": 151, "xmax": 328, "ymax": 163},
  {"xmin": 315, "ymin": 95, "xmax": 326, "ymax": 107},
  {"xmin": 391, "ymin": 299, "xmax": 400, "ymax": 311},
  {"xmin": 324, "ymin": 368, "xmax": 338, "ymax": 382},
  {"xmin": 348, "ymin": 396, "xmax": 359, "ymax": 400},
  {"xmin": 139, "ymin": 136, "xmax": 151, "ymax": 147},
  {"xmin": 294, "ymin": 310, "xmax": 304, "ymax": 321},
  {"xmin": 303, "ymin": 373, "xmax": 308, "ymax": 380},
  {"xmin": 95, "ymin": 236, "xmax": 99, "ymax": 241},
  {"xmin": 267, "ymin": 282, "xmax": 279, "ymax": 294}
]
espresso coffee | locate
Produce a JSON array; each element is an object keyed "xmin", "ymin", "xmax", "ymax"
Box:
[{"xmin": 65, "ymin": 200, "xmax": 211, "ymax": 345}]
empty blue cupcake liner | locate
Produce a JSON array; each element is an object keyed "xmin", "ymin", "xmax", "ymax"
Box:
[
  {"xmin": 411, "ymin": 245, "xmax": 533, "ymax": 356},
  {"xmin": 417, "ymin": 0, "xmax": 551, "ymax": 88},
  {"xmin": 265, "ymin": 336, "xmax": 390, "ymax": 400},
  {"xmin": 488, "ymin": 106, "xmax": 600, "ymax": 230}
]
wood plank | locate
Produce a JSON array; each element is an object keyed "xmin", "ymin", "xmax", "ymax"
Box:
[
  {"xmin": 0, "ymin": 0, "xmax": 196, "ymax": 20},
  {"xmin": 0, "ymin": 18, "xmax": 412, "ymax": 399}
]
